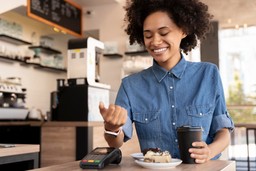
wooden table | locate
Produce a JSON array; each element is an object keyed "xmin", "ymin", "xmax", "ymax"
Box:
[
  {"xmin": 29, "ymin": 156, "xmax": 236, "ymax": 171},
  {"xmin": 0, "ymin": 144, "xmax": 40, "ymax": 170}
]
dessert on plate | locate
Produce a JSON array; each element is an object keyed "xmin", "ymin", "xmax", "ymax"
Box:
[{"xmin": 143, "ymin": 148, "xmax": 172, "ymax": 163}]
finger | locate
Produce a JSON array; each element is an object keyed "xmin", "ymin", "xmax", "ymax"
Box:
[
  {"xmin": 192, "ymin": 141, "xmax": 206, "ymax": 148},
  {"xmin": 189, "ymin": 146, "xmax": 206, "ymax": 155},
  {"xmin": 195, "ymin": 158, "xmax": 207, "ymax": 164},
  {"xmin": 111, "ymin": 105, "xmax": 122, "ymax": 124},
  {"xmin": 104, "ymin": 104, "xmax": 116, "ymax": 122},
  {"xmin": 99, "ymin": 102, "xmax": 107, "ymax": 114}
]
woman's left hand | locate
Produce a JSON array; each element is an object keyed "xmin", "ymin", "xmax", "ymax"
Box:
[{"xmin": 189, "ymin": 141, "xmax": 211, "ymax": 164}]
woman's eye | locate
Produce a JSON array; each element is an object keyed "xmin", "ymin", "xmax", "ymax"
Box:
[
  {"xmin": 160, "ymin": 32, "xmax": 169, "ymax": 36},
  {"xmin": 143, "ymin": 33, "xmax": 152, "ymax": 39}
]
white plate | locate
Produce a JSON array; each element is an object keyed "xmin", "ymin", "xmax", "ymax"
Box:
[
  {"xmin": 130, "ymin": 153, "xmax": 144, "ymax": 160},
  {"xmin": 135, "ymin": 158, "xmax": 182, "ymax": 169}
]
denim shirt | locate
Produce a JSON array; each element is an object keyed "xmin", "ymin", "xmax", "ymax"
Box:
[{"xmin": 115, "ymin": 55, "xmax": 234, "ymax": 159}]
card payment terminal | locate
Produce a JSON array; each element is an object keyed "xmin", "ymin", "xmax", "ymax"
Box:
[{"xmin": 79, "ymin": 147, "xmax": 122, "ymax": 169}]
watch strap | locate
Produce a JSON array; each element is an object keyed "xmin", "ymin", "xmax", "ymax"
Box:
[{"xmin": 104, "ymin": 128, "xmax": 122, "ymax": 137}]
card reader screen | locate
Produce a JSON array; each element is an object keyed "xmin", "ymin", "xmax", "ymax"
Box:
[{"xmin": 93, "ymin": 148, "xmax": 113, "ymax": 155}]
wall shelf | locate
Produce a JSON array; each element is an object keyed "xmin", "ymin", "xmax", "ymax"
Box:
[
  {"xmin": 124, "ymin": 50, "xmax": 149, "ymax": 56},
  {"xmin": 0, "ymin": 55, "xmax": 26, "ymax": 63},
  {"xmin": 103, "ymin": 53, "xmax": 123, "ymax": 58},
  {"xmin": 34, "ymin": 65, "xmax": 67, "ymax": 72},
  {"xmin": 0, "ymin": 34, "xmax": 32, "ymax": 46},
  {"xmin": 0, "ymin": 55, "xmax": 66, "ymax": 72},
  {"xmin": 29, "ymin": 46, "xmax": 62, "ymax": 55}
]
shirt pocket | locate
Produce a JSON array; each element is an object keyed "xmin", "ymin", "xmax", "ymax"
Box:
[
  {"xmin": 185, "ymin": 105, "xmax": 214, "ymax": 137},
  {"xmin": 133, "ymin": 110, "xmax": 161, "ymax": 139}
]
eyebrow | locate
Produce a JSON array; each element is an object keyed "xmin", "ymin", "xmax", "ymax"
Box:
[{"xmin": 143, "ymin": 26, "xmax": 169, "ymax": 33}]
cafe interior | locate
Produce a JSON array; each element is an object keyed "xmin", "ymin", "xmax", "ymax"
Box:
[{"xmin": 0, "ymin": 0, "xmax": 255, "ymax": 170}]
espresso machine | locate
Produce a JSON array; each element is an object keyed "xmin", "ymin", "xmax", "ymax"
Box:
[
  {"xmin": 51, "ymin": 37, "xmax": 110, "ymax": 121},
  {"xmin": 0, "ymin": 77, "xmax": 28, "ymax": 120}
]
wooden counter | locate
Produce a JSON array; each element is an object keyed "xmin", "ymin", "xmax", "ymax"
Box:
[
  {"xmin": 0, "ymin": 144, "xmax": 40, "ymax": 170},
  {"xmin": 29, "ymin": 156, "xmax": 236, "ymax": 171},
  {"xmin": 0, "ymin": 121, "xmax": 104, "ymax": 167},
  {"xmin": 0, "ymin": 121, "xmax": 103, "ymax": 127}
]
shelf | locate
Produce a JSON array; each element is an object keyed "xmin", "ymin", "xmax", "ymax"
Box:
[
  {"xmin": 0, "ymin": 55, "xmax": 26, "ymax": 63},
  {"xmin": 103, "ymin": 53, "xmax": 123, "ymax": 58},
  {"xmin": 0, "ymin": 55, "xmax": 66, "ymax": 72},
  {"xmin": 22, "ymin": 62, "xmax": 66, "ymax": 72},
  {"xmin": 34, "ymin": 65, "xmax": 67, "ymax": 72},
  {"xmin": 28, "ymin": 46, "xmax": 62, "ymax": 55},
  {"xmin": 124, "ymin": 50, "xmax": 149, "ymax": 56},
  {"xmin": 0, "ymin": 34, "xmax": 32, "ymax": 46}
]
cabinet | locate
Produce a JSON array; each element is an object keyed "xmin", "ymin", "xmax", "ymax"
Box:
[
  {"xmin": 123, "ymin": 50, "xmax": 152, "ymax": 77},
  {"xmin": 0, "ymin": 121, "xmax": 97, "ymax": 167},
  {"xmin": 0, "ymin": 34, "xmax": 66, "ymax": 72}
]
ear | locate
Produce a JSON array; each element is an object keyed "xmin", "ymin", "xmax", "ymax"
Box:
[{"xmin": 181, "ymin": 32, "xmax": 187, "ymax": 39}]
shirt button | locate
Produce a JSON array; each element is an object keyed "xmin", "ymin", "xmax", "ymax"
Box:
[
  {"xmin": 171, "ymin": 105, "xmax": 175, "ymax": 108},
  {"xmin": 199, "ymin": 113, "xmax": 203, "ymax": 116},
  {"xmin": 172, "ymin": 122, "xmax": 176, "ymax": 125},
  {"xmin": 170, "ymin": 86, "xmax": 173, "ymax": 89},
  {"xmin": 175, "ymin": 139, "xmax": 178, "ymax": 142},
  {"xmin": 145, "ymin": 118, "xmax": 148, "ymax": 121}
]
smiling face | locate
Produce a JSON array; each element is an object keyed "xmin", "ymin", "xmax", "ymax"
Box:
[{"xmin": 143, "ymin": 11, "xmax": 186, "ymax": 70}]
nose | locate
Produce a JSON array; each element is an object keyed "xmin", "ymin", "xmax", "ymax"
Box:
[{"xmin": 151, "ymin": 34, "xmax": 162, "ymax": 46}]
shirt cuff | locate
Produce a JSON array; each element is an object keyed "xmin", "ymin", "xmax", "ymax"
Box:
[
  {"xmin": 211, "ymin": 112, "xmax": 234, "ymax": 133},
  {"xmin": 122, "ymin": 117, "xmax": 133, "ymax": 142}
]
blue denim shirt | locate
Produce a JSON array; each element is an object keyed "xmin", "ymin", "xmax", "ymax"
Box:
[{"xmin": 115, "ymin": 55, "xmax": 234, "ymax": 159}]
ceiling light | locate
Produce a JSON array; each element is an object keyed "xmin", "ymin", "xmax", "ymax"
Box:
[{"xmin": 53, "ymin": 27, "xmax": 60, "ymax": 32}]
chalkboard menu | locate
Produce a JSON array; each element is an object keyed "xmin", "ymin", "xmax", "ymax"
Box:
[{"xmin": 27, "ymin": 0, "xmax": 82, "ymax": 37}]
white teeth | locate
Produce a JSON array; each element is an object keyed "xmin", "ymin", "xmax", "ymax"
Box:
[{"xmin": 153, "ymin": 48, "xmax": 167, "ymax": 53}]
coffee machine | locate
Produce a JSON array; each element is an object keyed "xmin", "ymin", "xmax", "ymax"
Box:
[
  {"xmin": 51, "ymin": 37, "xmax": 110, "ymax": 121},
  {"xmin": 0, "ymin": 77, "xmax": 28, "ymax": 120}
]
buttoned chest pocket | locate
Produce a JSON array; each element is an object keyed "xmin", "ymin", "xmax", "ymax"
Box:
[
  {"xmin": 186, "ymin": 105, "xmax": 214, "ymax": 137},
  {"xmin": 132, "ymin": 110, "xmax": 161, "ymax": 139}
]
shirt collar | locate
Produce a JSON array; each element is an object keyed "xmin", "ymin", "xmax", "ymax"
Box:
[{"xmin": 152, "ymin": 54, "xmax": 187, "ymax": 82}]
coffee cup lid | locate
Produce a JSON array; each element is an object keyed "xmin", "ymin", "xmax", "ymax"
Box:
[{"xmin": 177, "ymin": 126, "xmax": 202, "ymax": 132}]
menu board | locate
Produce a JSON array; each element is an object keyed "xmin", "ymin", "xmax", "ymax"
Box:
[{"xmin": 27, "ymin": 0, "xmax": 82, "ymax": 37}]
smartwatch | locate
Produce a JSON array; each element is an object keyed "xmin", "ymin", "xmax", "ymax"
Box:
[{"xmin": 104, "ymin": 128, "xmax": 122, "ymax": 137}]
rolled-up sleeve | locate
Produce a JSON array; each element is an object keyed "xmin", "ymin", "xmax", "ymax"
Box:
[
  {"xmin": 211, "ymin": 111, "xmax": 234, "ymax": 133},
  {"xmin": 210, "ymin": 68, "xmax": 234, "ymax": 135},
  {"xmin": 122, "ymin": 117, "xmax": 133, "ymax": 142}
]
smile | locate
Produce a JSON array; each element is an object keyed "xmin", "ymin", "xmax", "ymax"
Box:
[{"xmin": 153, "ymin": 47, "xmax": 167, "ymax": 53}]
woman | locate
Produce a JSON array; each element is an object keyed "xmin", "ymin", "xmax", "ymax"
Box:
[{"xmin": 99, "ymin": 0, "xmax": 234, "ymax": 163}]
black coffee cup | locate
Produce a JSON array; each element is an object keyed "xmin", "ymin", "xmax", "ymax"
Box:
[{"xmin": 177, "ymin": 126, "xmax": 202, "ymax": 164}]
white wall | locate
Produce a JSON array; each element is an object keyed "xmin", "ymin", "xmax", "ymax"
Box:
[{"xmin": 83, "ymin": 2, "xmax": 127, "ymax": 92}]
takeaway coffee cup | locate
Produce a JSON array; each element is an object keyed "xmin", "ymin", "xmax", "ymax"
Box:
[{"xmin": 177, "ymin": 126, "xmax": 202, "ymax": 164}]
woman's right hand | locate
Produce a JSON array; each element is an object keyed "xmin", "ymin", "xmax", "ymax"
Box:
[{"xmin": 99, "ymin": 102, "xmax": 127, "ymax": 132}]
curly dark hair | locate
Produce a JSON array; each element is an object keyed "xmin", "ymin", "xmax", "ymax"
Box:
[{"xmin": 124, "ymin": 0, "xmax": 213, "ymax": 54}]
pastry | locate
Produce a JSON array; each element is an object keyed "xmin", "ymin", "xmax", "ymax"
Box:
[{"xmin": 143, "ymin": 149, "xmax": 172, "ymax": 163}]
